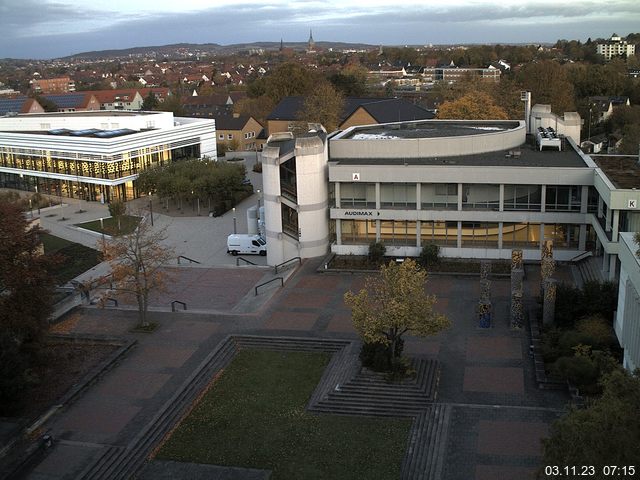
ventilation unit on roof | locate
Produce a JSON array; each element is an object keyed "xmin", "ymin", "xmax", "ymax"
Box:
[{"xmin": 536, "ymin": 127, "xmax": 562, "ymax": 151}]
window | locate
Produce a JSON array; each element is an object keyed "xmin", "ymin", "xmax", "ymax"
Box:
[
  {"xmin": 227, "ymin": 134, "xmax": 233, "ymax": 140},
  {"xmin": 422, "ymin": 183, "xmax": 457, "ymax": 210},
  {"xmin": 340, "ymin": 183, "xmax": 375, "ymax": 208},
  {"xmin": 502, "ymin": 223, "xmax": 541, "ymax": 248},
  {"xmin": 462, "ymin": 184, "xmax": 499, "ymax": 210},
  {"xmin": 281, "ymin": 204, "xmax": 298, "ymax": 238},
  {"xmin": 503, "ymin": 185, "xmax": 542, "ymax": 211},
  {"xmin": 341, "ymin": 220, "xmax": 376, "ymax": 244},
  {"xmin": 545, "ymin": 186, "xmax": 581, "ymax": 211},
  {"xmin": 380, "ymin": 183, "xmax": 416, "ymax": 209},
  {"xmin": 460, "ymin": 222, "xmax": 500, "ymax": 247},
  {"xmin": 420, "ymin": 221, "xmax": 457, "ymax": 246},
  {"xmin": 279, "ymin": 158, "xmax": 297, "ymax": 201}
]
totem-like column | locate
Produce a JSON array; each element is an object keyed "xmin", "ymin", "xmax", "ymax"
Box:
[
  {"xmin": 510, "ymin": 249, "xmax": 524, "ymax": 329},
  {"xmin": 478, "ymin": 260, "xmax": 492, "ymax": 328},
  {"xmin": 542, "ymin": 278, "xmax": 557, "ymax": 325},
  {"xmin": 540, "ymin": 240, "xmax": 555, "ymax": 299}
]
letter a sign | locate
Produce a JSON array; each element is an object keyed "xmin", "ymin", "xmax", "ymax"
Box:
[{"xmin": 352, "ymin": 173, "xmax": 360, "ymax": 181}]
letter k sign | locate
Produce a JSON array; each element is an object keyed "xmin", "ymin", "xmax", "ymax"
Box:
[{"xmin": 629, "ymin": 199, "xmax": 637, "ymax": 209}]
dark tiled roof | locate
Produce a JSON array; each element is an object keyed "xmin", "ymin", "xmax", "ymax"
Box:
[
  {"xmin": 216, "ymin": 114, "xmax": 251, "ymax": 130},
  {"xmin": 43, "ymin": 93, "xmax": 90, "ymax": 109},
  {"xmin": 267, "ymin": 96, "xmax": 435, "ymax": 124},
  {"xmin": 0, "ymin": 96, "xmax": 30, "ymax": 115}
]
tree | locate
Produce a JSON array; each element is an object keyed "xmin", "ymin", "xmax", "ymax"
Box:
[
  {"xmin": 108, "ymin": 199, "xmax": 126, "ymax": 233},
  {"xmin": 344, "ymin": 259, "xmax": 450, "ymax": 368},
  {"xmin": 141, "ymin": 90, "xmax": 159, "ymax": 110},
  {"xmin": 518, "ymin": 61, "xmax": 575, "ymax": 114},
  {"xmin": 0, "ymin": 200, "xmax": 57, "ymax": 411},
  {"xmin": 99, "ymin": 219, "xmax": 174, "ymax": 327},
  {"xmin": 539, "ymin": 369, "xmax": 640, "ymax": 475},
  {"xmin": 437, "ymin": 91, "xmax": 509, "ymax": 120},
  {"xmin": 298, "ymin": 81, "xmax": 345, "ymax": 132}
]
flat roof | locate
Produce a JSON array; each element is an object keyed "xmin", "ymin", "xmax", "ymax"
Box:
[
  {"xmin": 331, "ymin": 142, "xmax": 588, "ymax": 168},
  {"xmin": 10, "ymin": 110, "xmax": 156, "ymax": 118},
  {"xmin": 592, "ymin": 155, "xmax": 640, "ymax": 189},
  {"xmin": 341, "ymin": 120, "xmax": 521, "ymax": 140}
]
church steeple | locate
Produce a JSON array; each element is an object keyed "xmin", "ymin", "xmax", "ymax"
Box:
[{"xmin": 308, "ymin": 29, "xmax": 315, "ymax": 51}]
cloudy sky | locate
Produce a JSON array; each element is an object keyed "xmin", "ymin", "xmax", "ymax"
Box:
[{"xmin": 1, "ymin": 0, "xmax": 639, "ymax": 59}]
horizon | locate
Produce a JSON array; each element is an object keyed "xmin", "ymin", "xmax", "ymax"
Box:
[{"xmin": 1, "ymin": 0, "xmax": 640, "ymax": 60}]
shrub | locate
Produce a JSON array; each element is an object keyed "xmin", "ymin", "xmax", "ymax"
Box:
[
  {"xmin": 419, "ymin": 242, "xmax": 440, "ymax": 268},
  {"xmin": 554, "ymin": 281, "xmax": 618, "ymax": 328},
  {"xmin": 360, "ymin": 339, "xmax": 404, "ymax": 372},
  {"xmin": 252, "ymin": 162, "xmax": 263, "ymax": 173},
  {"xmin": 575, "ymin": 315, "xmax": 615, "ymax": 348},
  {"xmin": 368, "ymin": 241, "xmax": 386, "ymax": 265},
  {"xmin": 552, "ymin": 355, "xmax": 599, "ymax": 391}
]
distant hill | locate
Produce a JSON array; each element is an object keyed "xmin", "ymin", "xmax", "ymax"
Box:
[{"xmin": 63, "ymin": 41, "xmax": 378, "ymax": 60}]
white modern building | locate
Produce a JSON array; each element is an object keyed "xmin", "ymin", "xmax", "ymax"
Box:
[
  {"xmin": 596, "ymin": 34, "xmax": 636, "ymax": 60},
  {"xmin": 615, "ymin": 232, "xmax": 640, "ymax": 372},
  {"xmin": 0, "ymin": 111, "xmax": 216, "ymax": 201}
]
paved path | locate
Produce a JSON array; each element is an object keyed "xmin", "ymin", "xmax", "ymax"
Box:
[{"xmin": 23, "ymin": 256, "xmax": 571, "ymax": 480}]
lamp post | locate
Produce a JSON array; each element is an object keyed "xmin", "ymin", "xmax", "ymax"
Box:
[
  {"xmin": 588, "ymin": 107, "xmax": 592, "ymax": 141},
  {"xmin": 35, "ymin": 185, "xmax": 40, "ymax": 214},
  {"xmin": 232, "ymin": 207, "xmax": 237, "ymax": 234},
  {"xmin": 29, "ymin": 199, "xmax": 33, "ymax": 218},
  {"xmin": 257, "ymin": 189, "xmax": 261, "ymax": 210},
  {"xmin": 148, "ymin": 192, "xmax": 154, "ymax": 226},
  {"xmin": 99, "ymin": 217, "xmax": 105, "ymax": 241}
]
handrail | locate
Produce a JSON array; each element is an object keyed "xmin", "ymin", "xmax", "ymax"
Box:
[
  {"xmin": 274, "ymin": 256, "xmax": 301, "ymax": 274},
  {"xmin": 236, "ymin": 257, "xmax": 257, "ymax": 266},
  {"xmin": 255, "ymin": 277, "xmax": 283, "ymax": 295},
  {"xmin": 177, "ymin": 255, "xmax": 201, "ymax": 265},
  {"xmin": 104, "ymin": 297, "xmax": 118, "ymax": 307},
  {"xmin": 171, "ymin": 300, "xmax": 187, "ymax": 312},
  {"xmin": 569, "ymin": 251, "xmax": 593, "ymax": 263}
]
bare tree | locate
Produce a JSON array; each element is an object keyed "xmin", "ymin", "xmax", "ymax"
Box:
[{"xmin": 99, "ymin": 218, "xmax": 174, "ymax": 327}]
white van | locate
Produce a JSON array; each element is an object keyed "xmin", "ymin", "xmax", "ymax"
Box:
[{"xmin": 227, "ymin": 234, "xmax": 267, "ymax": 256}]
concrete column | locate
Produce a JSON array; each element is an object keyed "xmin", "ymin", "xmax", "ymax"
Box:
[
  {"xmin": 376, "ymin": 219, "xmax": 380, "ymax": 241},
  {"xmin": 602, "ymin": 253, "xmax": 609, "ymax": 274},
  {"xmin": 612, "ymin": 210, "xmax": 620, "ymax": 241},
  {"xmin": 499, "ymin": 184, "xmax": 504, "ymax": 212},
  {"xmin": 457, "ymin": 221, "xmax": 462, "ymax": 248},
  {"xmin": 335, "ymin": 218, "xmax": 342, "ymax": 245},
  {"xmin": 335, "ymin": 182, "xmax": 341, "ymax": 208},
  {"xmin": 580, "ymin": 185, "xmax": 589, "ymax": 214},
  {"xmin": 540, "ymin": 185, "xmax": 546, "ymax": 213},
  {"xmin": 416, "ymin": 183, "xmax": 421, "ymax": 210},
  {"xmin": 498, "ymin": 221, "xmax": 503, "ymax": 249},
  {"xmin": 579, "ymin": 224, "xmax": 587, "ymax": 250},
  {"xmin": 539, "ymin": 223, "xmax": 546, "ymax": 248},
  {"xmin": 598, "ymin": 196, "xmax": 603, "ymax": 218},
  {"xmin": 375, "ymin": 183, "xmax": 381, "ymax": 210},
  {"xmin": 605, "ymin": 206, "xmax": 612, "ymax": 232},
  {"xmin": 609, "ymin": 254, "xmax": 617, "ymax": 281},
  {"xmin": 458, "ymin": 183, "xmax": 463, "ymax": 211}
]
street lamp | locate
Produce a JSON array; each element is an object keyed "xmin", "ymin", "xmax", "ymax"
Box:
[
  {"xmin": 99, "ymin": 217, "xmax": 105, "ymax": 241},
  {"xmin": 257, "ymin": 189, "xmax": 261, "ymax": 210},
  {"xmin": 232, "ymin": 207, "xmax": 237, "ymax": 234},
  {"xmin": 148, "ymin": 192, "xmax": 154, "ymax": 226}
]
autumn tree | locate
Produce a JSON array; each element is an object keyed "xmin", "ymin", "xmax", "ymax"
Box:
[
  {"xmin": 344, "ymin": 259, "xmax": 450, "ymax": 370},
  {"xmin": 298, "ymin": 81, "xmax": 345, "ymax": 132},
  {"xmin": 248, "ymin": 62, "xmax": 318, "ymax": 104},
  {"xmin": 437, "ymin": 91, "xmax": 509, "ymax": 120},
  {"xmin": 141, "ymin": 90, "xmax": 159, "ymax": 110},
  {"xmin": 0, "ymin": 200, "xmax": 57, "ymax": 411},
  {"xmin": 99, "ymin": 219, "xmax": 174, "ymax": 327},
  {"xmin": 539, "ymin": 369, "xmax": 640, "ymax": 476},
  {"xmin": 518, "ymin": 61, "xmax": 576, "ymax": 114},
  {"xmin": 108, "ymin": 199, "xmax": 126, "ymax": 233}
]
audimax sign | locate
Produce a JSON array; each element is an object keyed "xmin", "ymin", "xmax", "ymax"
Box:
[{"xmin": 344, "ymin": 210, "xmax": 379, "ymax": 216}]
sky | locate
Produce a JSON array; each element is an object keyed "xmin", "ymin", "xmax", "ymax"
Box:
[{"xmin": 1, "ymin": 0, "xmax": 640, "ymax": 59}]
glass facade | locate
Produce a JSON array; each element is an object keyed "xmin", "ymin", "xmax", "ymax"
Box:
[
  {"xmin": 503, "ymin": 185, "xmax": 542, "ymax": 211},
  {"xmin": 545, "ymin": 185, "xmax": 581, "ymax": 211},
  {"xmin": 340, "ymin": 219, "xmax": 376, "ymax": 244},
  {"xmin": 379, "ymin": 220, "xmax": 417, "ymax": 245},
  {"xmin": 380, "ymin": 183, "xmax": 416, "ymax": 209},
  {"xmin": 422, "ymin": 183, "xmax": 457, "ymax": 210},
  {"xmin": 340, "ymin": 182, "xmax": 375, "ymax": 208},
  {"xmin": 279, "ymin": 157, "xmax": 297, "ymax": 202},
  {"xmin": 460, "ymin": 222, "xmax": 500, "ymax": 247},
  {"xmin": 420, "ymin": 221, "xmax": 457, "ymax": 246},
  {"xmin": 462, "ymin": 184, "xmax": 500, "ymax": 210},
  {"xmin": 502, "ymin": 222, "xmax": 541, "ymax": 248},
  {"xmin": 281, "ymin": 203, "xmax": 298, "ymax": 238}
]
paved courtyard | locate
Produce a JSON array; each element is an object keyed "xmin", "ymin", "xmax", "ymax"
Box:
[{"xmin": 19, "ymin": 254, "xmax": 571, "ymax": 480}]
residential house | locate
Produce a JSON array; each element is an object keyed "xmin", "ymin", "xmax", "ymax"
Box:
[
  {"xmin": 266, "ymin": 96, "xmax": 435, "ymax": 135},
  {"xmin": 41, "ymin": 93, "xmax": 101, "ymax": 112},
  {"xmin": 89, "ymin": 90, "xmax": 145, "ymax": 110},
  {"xmin": 597, "ymin": 34, "xmax": 636, "ymax": 60},
  {"xmin": 31, "ymin": 76, "xmax": 75, "ymax": 94},
  {"xmin": 0, "ymin": 97, "xmax": 45, "ymax": 116},
  {"xmin": 588, "ymin": 96, "xmax": 631, "ymax": 123},
  {"xmin": 216, "ymin": 114, "xmax": 264, "ymax": 151}
]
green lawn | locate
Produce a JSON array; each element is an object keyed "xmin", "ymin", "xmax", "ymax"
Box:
[
  {"xmin": 41, "ymin": 233, "xmax": 100, "ymax": 284},
  {"xmin": 157, "ymin": 350, "xmax": 411, "ymax": 480},
  {"xmin": 75, "ymin": 215, "xmax": 141, "ymax": 236}
]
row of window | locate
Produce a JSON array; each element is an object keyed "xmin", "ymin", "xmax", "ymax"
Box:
[
  {"xmin": 339, "ymin": 219, "xmax": 585, "ymax": 249},
  {"xmin": 217, "ymin": 131, "xmax": 256, "ymax": 141},
  {"xmin": 336, "ymin": 183, "xmax": 598, "ymax": 213}
]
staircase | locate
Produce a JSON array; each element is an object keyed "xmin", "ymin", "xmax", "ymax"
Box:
[{"xmin": 573, "ymin": 255, "xmax": 604, "ymax": 287}]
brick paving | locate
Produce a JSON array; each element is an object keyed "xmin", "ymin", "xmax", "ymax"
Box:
[{"xmin": 24, "ymin": 258, "xmax": 573, "ymax": 479}]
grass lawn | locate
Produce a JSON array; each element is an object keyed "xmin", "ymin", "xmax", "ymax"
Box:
[
  {"xmin": 75, "ymin": 215, "xmax": 140, "ymax": 236},
  {"xmin": 41, "ymin": 233, "xmax": 100, "ymax": 284},
  {"xmin": 157, "ymin": 350, "xmax": 412, "ymax": 480}
]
